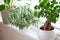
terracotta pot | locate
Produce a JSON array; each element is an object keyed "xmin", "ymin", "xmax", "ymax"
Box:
[
  {"xmin": 37, "ymin": 27, "xmax": 55, "ymax": 40},
  {"xmin": 1, "ymin": 9, "xmax": 8, "ymax": 24}
]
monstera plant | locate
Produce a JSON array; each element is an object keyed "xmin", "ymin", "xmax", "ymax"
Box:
[
  {"xmin": 34, "ymin": 0, "xmax": 60, "ymax": 40},
  {"xmin": 7, "ymin": 5, "xmax": 37, "ymax": 29}
]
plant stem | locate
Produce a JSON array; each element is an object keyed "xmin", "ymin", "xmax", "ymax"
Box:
[{"xmin": 43, "ymin": 20, "xmax": 52, "ymax": 30}]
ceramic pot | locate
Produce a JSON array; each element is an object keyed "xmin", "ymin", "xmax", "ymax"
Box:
[
  {"xmin": 37, "ymin": 27, "xmax": 55, "ymax": 40},
  {"xmin": 1, "ymin": 9, "xmax": 8, "ymax": 24}
]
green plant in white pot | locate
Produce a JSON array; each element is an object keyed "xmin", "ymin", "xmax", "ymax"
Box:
[
  {"xmin": 7, "ymin": 5, "xmax": 37, "ymax": 29},
  {"xmin": 34, "ymin": 0, "xmax": 60, "ymax": 40}
]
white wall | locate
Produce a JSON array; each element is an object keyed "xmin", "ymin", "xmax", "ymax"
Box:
[
  {"xmin": 0, "ymin": 12, "xmax": 3, "ymax": 22},
  {"xmin": 0, "ymin": 0, "xmax": 4, "ymax": 4},
  {"xmin": 0, "ymin": 0, "xmax": 3, "ymax": 22}
]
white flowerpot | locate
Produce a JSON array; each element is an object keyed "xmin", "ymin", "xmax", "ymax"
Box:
[{"xmin": 37, "ymin": 27, "xmax": 55, "ymax": 40}]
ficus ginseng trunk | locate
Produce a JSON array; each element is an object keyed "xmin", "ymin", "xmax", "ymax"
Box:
[{"xmin": 43, "ymin": 20, "xmax": 52, "ymax": 30}]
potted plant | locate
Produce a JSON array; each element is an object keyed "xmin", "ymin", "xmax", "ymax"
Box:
[
  {"xmin": 0, "ymin": 0, "xmax": 13, "ymax": 24},
  {"xmin": 7, "ymin": 5, "xmax": 37, "ymax": 29},
  {"xmin": 34, "ymin": 0, "xmax": 60, "ymax": 40}
]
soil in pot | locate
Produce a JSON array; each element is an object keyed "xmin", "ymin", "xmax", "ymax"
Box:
[{"xmin": 40, "ymin": 26, "xmax": 54, "ymax": 31}]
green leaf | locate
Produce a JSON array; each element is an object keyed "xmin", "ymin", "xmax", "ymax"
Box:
[
  {"xmin": 34, "ymin": 11, "xmax": 38, "ymax": 17},
  {"xmin": 38, "ymin": 12, "xmax": 40, "ymax": 18},
  {"xmin": 34, "ymin": 5, "xmax": 38, "ymax": 9},
  {"xmin": 57, "ymin": 9, "xmax": 60, "ymax": 13},
  {"xmin": 39, "ymin": 0, "xmax": 49, "ymax": 8},
  {"xmin": 59, "ymin": 2, "xmax": 60, "ymax": 4},
  {"xmin": 42, "ymin": 0, "xmax": 49, "ymax": 3},
  {"xmin": 52, "ymin": 0, "xmax": 58, "ymax": 4},
  {"xmin": 40, "ymin": 10, "xmax": 44, "ymax": 17},
  {"xmin": 44, "ymin": 2, "xmax": 50, "ymax": 9},
  {"xmin": 39, "ymin": 0, "xmax": 41, "ymax": 2},
  {"xmin": 51, "ymin": 15, "xmax": 57, "ymax": 23},
  {"xmin": 56, "ymin": 14, "xmax": 59, "ymax": 18},
  {"xmin": 52, "ymin": 18, "xmax": 56, "ymax": 23},
  {"xmin": 54, "ymin": 5, "xmax": 60, "ymax": 12},
  {"xmin": 39, "ymin": 2, "xmax": 44, "ymax": 7},
  {"xmin": 0, "ymin": 5, "xmax": 5, "ymax": 11},
  {"xmin": 54, "ymin": 5, "xmax": 60, "ymax": 8},
  {"xmin": 50, "ymin": 4, "xmax": 54, "ymax": 8},
  {"xmin": 4, "ymin": 0, "xmax": 11, "ymax": 4}
]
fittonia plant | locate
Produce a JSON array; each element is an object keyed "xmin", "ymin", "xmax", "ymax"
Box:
[{"xmin": 7, "ymin": 5, "xmax": 37, "ymax": 29}]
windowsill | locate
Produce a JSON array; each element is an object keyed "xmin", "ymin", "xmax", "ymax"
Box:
[{"xmin": 0, "ymin": 12, "xmax": 60, "ymax": 40}]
